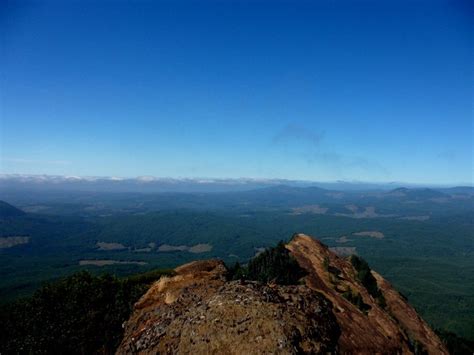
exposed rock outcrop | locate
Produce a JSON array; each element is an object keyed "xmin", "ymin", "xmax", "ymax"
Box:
[
  {"xmin": 287, "ymin": 233, "xmax": 448, "ymax": 354},
  {"xmin": 117, "ymin": 259, "xmax": 340, "ymax": 354},
  {"xmin": 117, "ymin": 234, "xmax": 448, "ymax": 354}
]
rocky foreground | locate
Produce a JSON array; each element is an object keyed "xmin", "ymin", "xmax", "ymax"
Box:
[{"xmin": 117, "ymin": 234, "xmax": 448, "ymax": 354}]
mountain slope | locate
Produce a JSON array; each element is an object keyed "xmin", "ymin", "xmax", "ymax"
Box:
[
  {"xmin": 287, "ymin": 234, "xmax": 448, "ymax": 354},
  {"xmin": 0, "ymin": 200, "xmax": 25, "ymax": 217},
  {"xmin": 117, "ymin": 235, "xmax": 447, "ymax": 354}
]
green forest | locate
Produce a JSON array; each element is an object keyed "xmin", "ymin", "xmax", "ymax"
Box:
[{"xmin": 1, "ymin": 188, "xmax": 473, "ymax": 343}]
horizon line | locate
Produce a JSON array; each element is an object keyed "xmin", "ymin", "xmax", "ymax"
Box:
[{"xmin": 0, "ymin": 173, "xmax": 472, "ymax": 188}]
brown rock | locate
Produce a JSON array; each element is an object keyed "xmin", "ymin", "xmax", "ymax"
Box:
[
  {"xmin": 117, "ymin": 259, "xmax": 340, "ymax": 354},
  {"xmin": 117, "ymin": 235, "xmax": 448, "ymax": 355},
  {"xmin": 286, "ymin": 233, "xmax": 448, "ymax": 354}
]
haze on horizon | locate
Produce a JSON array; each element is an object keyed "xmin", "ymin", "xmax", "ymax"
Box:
[{"xmin": 1, "ymin": 0, "xmax": 472, "ymax": 185}]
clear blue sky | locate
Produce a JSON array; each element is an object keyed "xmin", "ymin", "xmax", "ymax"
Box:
[{"xmin": 1, "ymin": 0, "xmax": 472, "ymax": 184}]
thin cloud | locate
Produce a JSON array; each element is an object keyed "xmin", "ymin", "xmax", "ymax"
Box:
[
  {"xmin": 437, "ymin": 150, "xmax": 456, "ymax": 160},
  {"xmin": 271, "ymin": 123, "xmax": 389, "ymax": 178},
  {"xmin": 303, "ymin": 149, "xmax": 389, "ymax": 175},
  {"xmin": 272, "ymin": 123, "xmax": 325, "ymax": 147}
]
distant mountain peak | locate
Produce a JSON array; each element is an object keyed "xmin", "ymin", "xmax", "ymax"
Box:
[{"xmin": 386, "ymin": 187, "xmax": 447, "ymax": 200}]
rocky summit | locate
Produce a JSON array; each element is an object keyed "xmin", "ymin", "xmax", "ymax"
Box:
[{"xmin": 117, "ymin": 234, "xmax": 448, "ymax": 354}]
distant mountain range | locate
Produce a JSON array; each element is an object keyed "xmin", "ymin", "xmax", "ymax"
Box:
[{"xmin": 1, "ymin": 174, "xmax": 471, "ymax": 193}]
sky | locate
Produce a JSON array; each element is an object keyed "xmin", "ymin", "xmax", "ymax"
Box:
[{"xmin": 1, "ymin": 0, "xmax": 472, "ymax": 185}]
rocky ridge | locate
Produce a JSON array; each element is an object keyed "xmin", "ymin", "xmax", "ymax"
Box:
[
  {"xmin": 117, "ymin": 234, "xmax": 448, "ymax": 354},
  {"xmin": 287, "ymin": 234, "xmax": 448, "ymax": 354}
]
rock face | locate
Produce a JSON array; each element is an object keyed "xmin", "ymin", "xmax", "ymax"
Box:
[
  {"xmin": 117, "ymin": 235, "xmax": 448, "ymax": 354},
  {"xmin": 117, "ymin": 259, "xmax": 340, "ymax": 354},
  {"xmin": 287, "ymin": 234, "xmax": 448, "ymax": 354}
]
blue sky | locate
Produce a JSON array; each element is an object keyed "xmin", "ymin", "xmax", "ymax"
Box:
[{"xmin": 1, "ymin": 0, "xmax": 472, "ymax": 184}]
